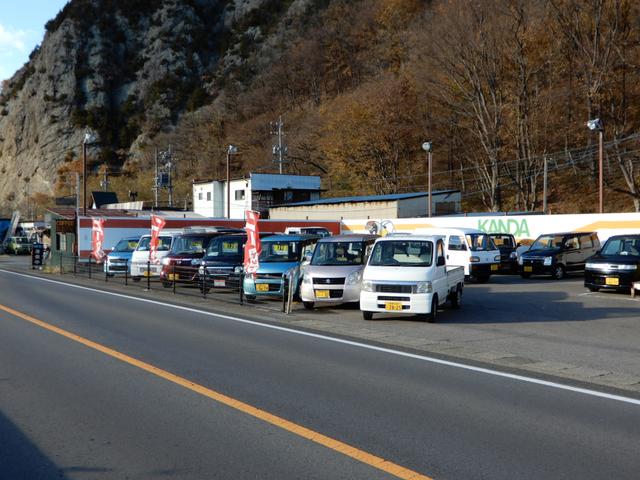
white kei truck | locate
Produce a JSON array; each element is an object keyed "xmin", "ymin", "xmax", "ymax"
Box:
[{"xmin": 360, "ymin": 234, "xmax": 465, "ymax": 322}]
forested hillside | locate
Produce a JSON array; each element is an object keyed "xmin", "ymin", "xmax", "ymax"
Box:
[{"xmin": 2, "ymin": 0, "xmax": 639, "ymax": 216}]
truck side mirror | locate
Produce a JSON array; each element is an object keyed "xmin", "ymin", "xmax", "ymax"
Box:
[{"xmin": 437, "ymin": 256, "xmax": 445, "ymax": 267}]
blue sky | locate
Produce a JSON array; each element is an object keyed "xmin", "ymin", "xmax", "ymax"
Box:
[{"xmin": 0, "ymin": 1, "xmax": 69, "ymax": 81}]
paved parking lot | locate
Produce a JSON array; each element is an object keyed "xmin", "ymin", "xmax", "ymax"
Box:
[{"xmin": 2, "ymin": 254, "xmax": 639, "ymax": 394}]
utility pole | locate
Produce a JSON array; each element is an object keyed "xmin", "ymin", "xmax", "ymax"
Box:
[
  {"xmin": 100, "ymin": 163, "xmax": 110, "ymax": 192},
  {"xmin": 154, "ymin": 147, "xmax": 159, "ymax": 208},
  {"xmin": 226, "ymin": 145, "xmax": 238, "ymax": 219},
  {"xmin": 82, "ymin": 131, "xmax": 96, "ymax": 216},
  {"xmin": 167, "ymin": 145, "xmax": 174, "ymax": 208},
  {"xmin": 542, "ymin": 156, "xmax": 548, "ymax": 214},
  {"xmin": 422, "ymin": 141, "xmax": 433, "ymax": 217},
  {"xmin": 271, "ymin": 116, "xmax": 288, "ymax": 174},
  {"xmin": 586, "ymin": 118, "xmax": 604, "ymax": 214}
]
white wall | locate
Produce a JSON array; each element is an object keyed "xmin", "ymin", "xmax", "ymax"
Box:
[
  {"xmin": 270, "ymin": 201, "xmax": 400, "ymax": 220},
  {"xmin": 342, "ymin": 212, "xmax": 640, "ymax": 243}
]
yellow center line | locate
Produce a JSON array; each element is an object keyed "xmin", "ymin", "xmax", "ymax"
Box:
[{"xmin": 0, "ymin": 302, "xmax": 433, "ymax": 480}]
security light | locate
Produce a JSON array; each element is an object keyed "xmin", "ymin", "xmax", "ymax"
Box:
[
  {"xmin": 422, "ymin": 141, "xmax": 432, "ymax": 152},
  {"xmin": 586, "ymin": 118, "xmax": 603, "ymax": 131}
]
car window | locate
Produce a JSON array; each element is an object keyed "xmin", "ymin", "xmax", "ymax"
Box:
[
  {"xmin": 369, "ymin": 241, "xmax": 433, "ymax": 267},
  {"xmin": 601, "ymin": 236, "xmax": 640, "ymax": 256},
  {"xmin": 448, "ymin": 236, "xmax": 467, "ymax": 251},
  {"xmin": 564, "ymin": 236, "xmax": 579, "ymax": 250},
  {"xmin": 580, "ymin": 234, "xmax": 593, "ymax": 249},
  {"xmin": 311, "ymin": 241, "xmax": 365, "ymax": 266}
]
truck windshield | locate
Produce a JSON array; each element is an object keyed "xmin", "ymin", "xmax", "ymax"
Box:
[
  {"xmin": 369, "ymin": 241, "xmax": 432, "ymax": 267},
  {"xmin": 312, "ymin": 241, "xmax": 365, "ymax": 266},
  {"xmin": 530, "ymin": 234, "xmax": 565, "ymax": 251},
  {"xmin": 466, "ymin": 234, "xmax": 496, "ymax": 251},
  {"xmin": 170, "ymin": 236, "xmax": 208, "ymax": 255},
  {"xmin": 601, "ymin": 236, "xmax": 640, "ymax": 256},
  {"xmin": 489, "ymin": 234, "xmax": 514, "ymax": 247},
  {"xmin": 259, "ymin": 241, "xmax": 302, "ymax": 262},
  {"xmin": 205, "ymin": 237, "xmax": 245, "ymax": 260},
  {"xmin": 136, "ymin": 236, "xmax": 172, "ymax": 251},
  {"xmin": 113, "ymin": 238, "xmax": 138, "ymax": 252}
]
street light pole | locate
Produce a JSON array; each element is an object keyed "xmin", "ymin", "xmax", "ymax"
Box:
[
  {"xmin": 586, "ymin": 118, "xmax": 604, "ymax": 214},
  {"xmin": 226, "ymin": 145, "xmax": 237, "ymax": 219},
  {"xmin": 422, "ymin": 142, "xmax": 433, "ymax": 217},
  {"xmin": 83, "ymin": 140, "xmax": 87, "ymax": 217}
]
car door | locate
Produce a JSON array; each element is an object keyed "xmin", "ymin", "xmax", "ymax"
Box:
[
  {"xmin": 446, "ymin": 234, "xmax": 469, "ymax": 272},
  {"xmin": 433, "ymin": 240, "xmax": 448, "ymax": 303},
  {"xmin": 562, "ymin": 235, "xmax": 582, "ymax": 272},
  {"xmin": 578, "ymin": 233, "xmax": 598, "ymax": 267}
]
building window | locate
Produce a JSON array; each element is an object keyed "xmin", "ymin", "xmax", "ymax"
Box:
[
  {"xmin": 235, "ymin": 189, "xmax": 245, "ymax": 200},
  {"xmin": 207, "ymin": 192, "xmax": 211, "ymax": 201},
  {"xmin": 283, "ymin": 191, "xmax": 293, "ymax": 202},
  {"xmin": 198, "ymin": 192, "xmax": 203, "ymax": 201}
]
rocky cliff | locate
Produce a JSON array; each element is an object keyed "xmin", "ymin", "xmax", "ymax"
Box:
[{"xmin": 0, "ymin": 0, "xmax": 317, "ymax": 213}]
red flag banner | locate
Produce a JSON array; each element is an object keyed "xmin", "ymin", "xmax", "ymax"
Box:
[
  {"xmin": 243, "ymin": 210, "xmax": 261, "ymax": 274},
  {"xmin": 149, "ymin": 215, "xmax": 166, "ymax": 264},
  {"xmin": 91, "ymin": 218, "xmax": 106, "ymax": 261}
]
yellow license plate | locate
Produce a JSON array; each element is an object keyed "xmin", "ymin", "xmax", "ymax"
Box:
[
  {"xmin": 256, "ymin": 283, "xmax": 269, "ymax": 292},
  {"xmin": 142, "ymin": 270, "xmax": 152, "ymax": 277},
  {"xmin": 315, "ymin": 290, "xmax": 330, "ymax": 298},
  {"xmin": 605, "ymin": 277, "xmax": 619, "ymax": 286},
  {"xmin": 385, "ymin": 302, "xmax": 403, "ymax": 311},
  {"xmin": 491, "ymin": 264, "xmax": 498, "ymax": 271},
  {"xmin": 168, "ymin": 273, "xmax": 178, "ymax": 281},
  {"xmin": 524, "ymin": 266, "xmax": 533, "ymax": 272}
]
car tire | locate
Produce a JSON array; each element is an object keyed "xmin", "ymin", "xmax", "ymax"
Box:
[
  {"xmin": 362, "ymin": 311, "xmax": 373, "ymax": 320},
  {"xmin": 587, "ymin": 286, "xmax": 599, "ymax": 292},
  {"xmin": 450, "ymin": 285, "xmax": 462, "ymax": 309},
  {"xmin": 520, "ymin": 273, "xmax": 531, "ymax": 279},
  {"xmin": 162, "ymin": 281, "xmax": 171, "ymax": 288},
  {"xmin": 245, "ymin": 294, "xmax": 256, "ymax": 301},
  {"xmin": 552, "ymin": 265, "xmax": 566, "ymax": 280},
  {"xmin": 132, "ymin": 277, "xmax": 141, "ymax": 282},
  {"xmin": 426, "ymin": 295, "xmax": 438, "ymax": 323},
  {"xmin": 303, "ymin": 301, "xmax": 314, "ymax": 310},
  {"xmin": 474, "ymin": 275, "xmax": 489, "ymax": 284}
]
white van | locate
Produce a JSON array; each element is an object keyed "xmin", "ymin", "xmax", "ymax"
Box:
[
  {"xmin": 130, "ymin": 230, "xmax": 182, "ymax": 280},
  {"xmin": 415, "ymin": 227, "xmax": 501, "ymax": 283}
]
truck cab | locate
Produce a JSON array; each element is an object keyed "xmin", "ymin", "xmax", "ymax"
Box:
[
  {"xmin": 130, "ymin": 231, "xmax": 181, "ymax": 280},
  {"xmin": 359, "ymin": 234, "xmax": 464, "ymax": 322},
  {"xmin": 416, "ymin": 227, "xmax": 500, "ymax": 282}
]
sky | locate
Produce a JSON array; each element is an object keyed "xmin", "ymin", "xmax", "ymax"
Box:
[{"xmin": 0, "ymin": 1, "xmax": 69, "ymax": 81}]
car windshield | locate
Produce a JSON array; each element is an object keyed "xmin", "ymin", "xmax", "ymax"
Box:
[
  {"xmin": 136, "ymin": 236, "xmax": 172, "ymax": 251},
  {"xmin": 311, "ymin": 241, "xmax": 365, "ymax": 266},
  {"xmin": 466, "ymin": 234, "xmax": 496, "ymax": 251},
  {"xmin": 530, "ymin": 234, "xmax": 565, "ymax": 251},
  {"xmin": 490, "ymin": 235, "xmax": 514, "ymax": 248},
  {"xmin": 303, "ymin": 228, "xmax": 329, "ymax": 237},
  {"xmin": 205, "ymin": 237, "xmax": 245, "ymax": 260},
  {"xmin": 369, "ymin": 240, "xmax": 433, "ymax": 267},
  {"xmin": 15, "ymin": 237, "xmax": 30, "ymax": 244},
  {"xmin": 170, "ymin": 236, "xmax": 208, "ymax": 255},
  {"xmin": 113, "ymin": 238, "xmax": 138, "ymax": 252},
  {"xmin": 259, "ymin": 241, "xmax": 303, "ymax": 262},
  {"xmin": 601, "ymin": 236, "xmax": 640, "ymax": 257}
]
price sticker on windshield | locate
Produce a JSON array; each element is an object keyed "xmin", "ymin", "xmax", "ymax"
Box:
[
  {"xmin": 223, "ymin": 242, "xmax": 237, "ymax": 253},
  {"xmin": 273, "ymin": 244, "xmax": 289, "ymax": 255}
]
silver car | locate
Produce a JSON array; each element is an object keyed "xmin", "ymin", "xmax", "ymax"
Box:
[{"xmin": 300, "ymin": 234, "xmax": 378, "ymax": 309}]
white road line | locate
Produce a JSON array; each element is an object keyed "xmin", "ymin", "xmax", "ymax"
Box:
[
  {"xmin": 578, "ymin": 292, "xmax": 640, "ymax": 302},
  {"xmin": 2, "ymin": 268, "xmax": 640, "ymax": 407}
]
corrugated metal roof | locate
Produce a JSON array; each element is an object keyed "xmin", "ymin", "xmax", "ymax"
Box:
[{"xmin": 275, "ymin": 190, "xmax": 459, "ymax": 207}]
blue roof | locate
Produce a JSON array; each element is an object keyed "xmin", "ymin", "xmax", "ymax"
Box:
[{"xmin": 278, "ymin": 190, "xmax": 459, "ymax": 207}]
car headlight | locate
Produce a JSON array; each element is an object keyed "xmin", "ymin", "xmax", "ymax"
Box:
[
  {"xmin": 362, "ymin": 280, "xmax": 373, "ymax": 292},
  {"xmin": 518, "ymin": 256, "xmax": 524, "ymax": 266},
  {"xmin": 494, "ymin": 255, "xmax": 501, "ymax": 262},
  {"xmin": 234, "ymin": 266, "xmax": 243, "ymax": 274},
  {"xmin": 345, "ymin": 271, "xmax": 362, "ymax": 285},
  {"xmin": 585, "ymin": 262, "xmax": 598, "ymax": 269},
  {"xmin": 510, "ymin": 252, "xmax": 517, "ymax": 259},
  {"xmin": 162, "ymin": 258, "xmax": 171, "ymax": 266},
  {"xmin": 618, "ymin": 264, "xmax": 637, "ymax": 270},
  {"xmin": 415, "ymin": 281, "xmax": 432, "ymax": 293},
  {"xmin": 543, "ymin": 256, "xmax": 553, "ymax": 266},
  {"xmin": 470, "ymin": 256, "xmax": 480, "ymax": 263},
  {"xmin": 191, "ymin": 259, "xmax": 201, "ymax": 266},
  {"xmin": 302, "ymin": 275, "xmax": 312, "ymax": 284}
]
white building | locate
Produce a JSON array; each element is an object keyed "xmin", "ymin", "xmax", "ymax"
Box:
[
  {"xmin": 193, "ymin": 173, "xmax": 322, "ymax": 219},
  {"xmin": 269, "ymin": 190, "xmax": 461, "ymax": 220}
]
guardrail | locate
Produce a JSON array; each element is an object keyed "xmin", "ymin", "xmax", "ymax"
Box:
[{"xmin": 58, "ymin": 255, "xmax": 296, "ymax": 314}]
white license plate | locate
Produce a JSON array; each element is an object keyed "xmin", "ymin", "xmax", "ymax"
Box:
[{"xmin": 214, "ymin": 279, "xmax": 226, "ymax": 287}]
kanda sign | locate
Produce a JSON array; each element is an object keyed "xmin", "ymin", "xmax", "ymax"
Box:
[
  {"xmin": 91, "ymin": 218, "xmax": 106, "ymax": 260},
  {"xmin": 149, "ymin": 215, "xmax": 166, "ymax": 263},
  {"xmin": 243, "ymin": 210, "xmax": 261, "ymax": 274}
]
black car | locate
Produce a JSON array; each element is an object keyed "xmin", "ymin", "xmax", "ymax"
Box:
[
  {"xmin": 488, "ymin": 233, "xmax": 518, "ymax": 273},
  {"xmin": 519, "ymin": 232, "xmax": 600, "ymax": 279},
  {"xmin": 584, "ymin": 234, "xmax": 640, "ymax": 292}
]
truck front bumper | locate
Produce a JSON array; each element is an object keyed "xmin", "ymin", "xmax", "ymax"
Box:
[{"xmin": 360, "ymin": 291, "xmax": 433, "ymax": 314}]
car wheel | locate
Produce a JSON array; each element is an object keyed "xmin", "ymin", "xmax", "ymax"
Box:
[
  {"xmin": 162, "ymin": 281, "xmax": 171, "ymax": 288},
  {"xmin": 132, "ymin": 277, "xmax": 141, "ymax": 283},
  {"xmin": 245, "ymin": 294, "xmax": 256, "ymax": 301},
  {"xmin": 362, "ymin": 311, "xmax": 373, "ymax": 320},
  {"xmin": 303, "ymin": 301, "xmax": 314, "ymax": 310},
  {"xmin": 426, "ymin": 295, "xmax": 438, "ymax": 323},
  {"xmin": 552, "ymin": 265, "xmax": 566, "ymax": 280},
  {"xmin": 450, "ymin": 285, "xmax": 462, "ymax": 309},
  {"xmin": 474, "ymin": 275, "xmax": 489, "ymax": 284},
  {"xmin": 520, "ymin": 273, "xmax": 531, "ymax": 279},
  {"xmin": 587, "ymin": 286, "xmax": 599, "ymax": 292}
]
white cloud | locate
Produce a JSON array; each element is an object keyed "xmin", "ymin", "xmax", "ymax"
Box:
[{"xmin": 0, "ymin": 24, "xmax": 27, "ymax": 53}]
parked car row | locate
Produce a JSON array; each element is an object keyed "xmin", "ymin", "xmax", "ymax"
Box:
[{"xmin": 101, "ymin": 226, "xmax": 640, "ymax": 323}]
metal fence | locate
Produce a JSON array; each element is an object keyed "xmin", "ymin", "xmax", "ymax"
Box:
[{"xmin": 58, "ymin": 255, "xmax": 296, "ymax": 314}]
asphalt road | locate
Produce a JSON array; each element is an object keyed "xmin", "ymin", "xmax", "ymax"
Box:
[{"xmin": 1, "ymin": 269, "xmax": 639, "ymax": 479}]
